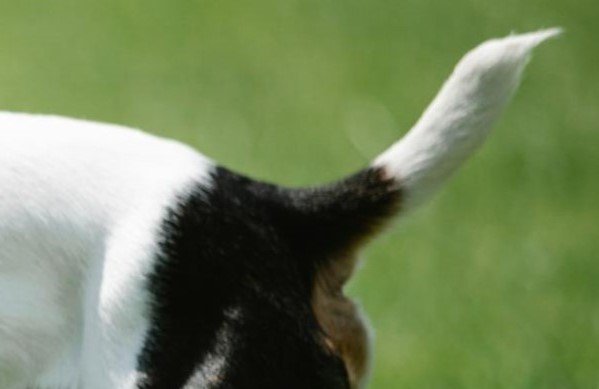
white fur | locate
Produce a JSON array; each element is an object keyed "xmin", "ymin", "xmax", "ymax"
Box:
[
  {"xmin": 374, "ymin": 29, "xmax": 560, "ymax": 209},
  {"xmin": 0, "ymin": 113, "xmax": 212, "ymax": 388},
  {"xmin": 182, "ymin": 307, "xmax": 241, "ymax": 388}
]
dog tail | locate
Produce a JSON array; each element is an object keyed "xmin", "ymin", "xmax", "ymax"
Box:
[
  {"xmin": 268, "ymin": 29, "xmax": 560, "ymax": 258},
  {"xmin": 372, "ymin": 28, "xmax": 561, "ymax": 211}
]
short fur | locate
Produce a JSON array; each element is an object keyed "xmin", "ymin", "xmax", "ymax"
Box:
[{"xmin": 0, "ymin": 29, "xmax": 558, "ymax": 388}]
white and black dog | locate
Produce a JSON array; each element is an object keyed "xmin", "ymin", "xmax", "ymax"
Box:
[{"xmin": 0, "ymin": 29, "xmax": 559, "ymax": 389}]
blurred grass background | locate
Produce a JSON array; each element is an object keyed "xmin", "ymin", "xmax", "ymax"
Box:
[{"xmin": 0, "ymin": 0, "xmax": 597, "ymax": 387}]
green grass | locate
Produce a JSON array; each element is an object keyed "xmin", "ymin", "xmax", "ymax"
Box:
[{"xmin": 1, "ymin": 1, "xmax": 597, "ymax": 387}]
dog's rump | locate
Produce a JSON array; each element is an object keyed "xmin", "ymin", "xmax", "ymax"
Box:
[
  {"xmin": 178, "ymin": 29, "xmax": 559, "ymax": 387},
  {"xmin": 0, "ymin": 29, "xmax": 559, "ymax": 389}
]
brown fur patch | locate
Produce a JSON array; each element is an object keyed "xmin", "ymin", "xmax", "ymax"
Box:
[
  {"xmin": 312, "ymin": 253, "xmax": 370, "ymax": 389},
  {"xmin": 301, "ymin": 167, "xmax": 401, "ymax": 387}
]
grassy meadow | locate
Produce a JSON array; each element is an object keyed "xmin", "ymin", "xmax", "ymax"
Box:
[{"xmin": 0, "ymin": 0, "xmax": 597, "ymax": 387}]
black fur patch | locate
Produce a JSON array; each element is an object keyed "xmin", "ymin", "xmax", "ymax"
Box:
[{"xmin": 137, "ymin": 166, "xmax": 400, "ymax": 388}]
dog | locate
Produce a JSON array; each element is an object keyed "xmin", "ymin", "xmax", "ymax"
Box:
[{"xmin": 0, "ymin": 29, "xmax": 559, "ymax": 389}]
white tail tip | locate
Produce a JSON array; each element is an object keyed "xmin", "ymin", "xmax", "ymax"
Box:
[
  {"xmin": 507, "ymin": 27, "xmax": 563, "ymax": 48},
  {"xmin": 374, "ymin": 28, "xmax": 560, "ymax": 211}
]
